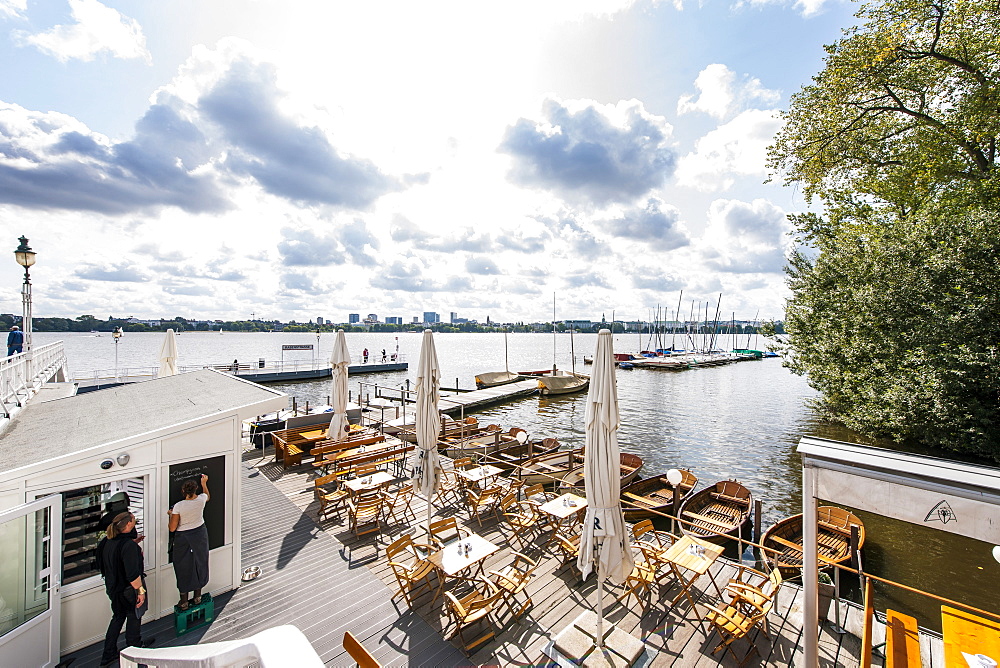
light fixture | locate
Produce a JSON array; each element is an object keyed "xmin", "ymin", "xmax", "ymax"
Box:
[
  {"xmin": 14, "ymin": 236, "xmax": 35, "ymax": 269},
  {"xmin": 117, "ymin": 453, "xmax": 130, "ymax": 467},
  {"xmin": 993, "ymin": 545, "xmax": 1000, "ymax": 564},
  {"xmin": 666, "ymin": 468, "xmax": 683, "ymax": 487}
]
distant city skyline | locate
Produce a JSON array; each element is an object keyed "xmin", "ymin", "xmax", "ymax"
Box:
[{"xmin": 0, "ymin": 1, "xmax": 855, "ymax": 322}]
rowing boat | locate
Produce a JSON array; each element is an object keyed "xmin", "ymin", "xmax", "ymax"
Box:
[
  {"xmin": 761, "ymin": 506, "xmax": 865, "ymax": 576},
  {"xmin": 474, "ymin": 370, "xmax": 522, "ymax": 389},
  {"xmin": 559, "ymin": 452, "xmax": 644, "ymax": 491},
  {"xmin": 678, "ymin": 479, "xmax": 753, "ymax": 542},
  {"xmin": 620, "ymin": 470, "xmax": 698, "ymax": 521},
  {"xmin": 537, "ymin": 370, "xmax": 590, "ymax": 395},
  {"xmin": 481, "ymin": 437, "xmax": 561, "ymax": 471},
  {"xmin": 517, "ymin": 448, "xmax": 583, "ymax": 486}
]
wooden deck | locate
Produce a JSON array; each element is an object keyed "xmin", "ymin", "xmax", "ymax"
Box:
[
  {"xmin": 61, "ymin": 451, "xmax": 464, "ymax": 667},
  {"xmin": 437, "ymin": 378, "xmax": 540, "ymax": 415},
  {"xmin": 259, "ymin": 446, "xmax": 875, "ymax": 667}
]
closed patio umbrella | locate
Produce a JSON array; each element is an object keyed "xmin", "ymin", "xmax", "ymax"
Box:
[
  {"xmin": 158, "ymin": 328, "xmax": 179, "ymax": 377},
  {"xmin": 413, "ymin": 329, "xmax": 443, "ymax": 536},
  {"xmin": 327, "ymin": 329, "xmax": 351, "ymax": 442},
  {"xmin": 577, "ymin": 329, "xmax": 633, "ymax": 649}
]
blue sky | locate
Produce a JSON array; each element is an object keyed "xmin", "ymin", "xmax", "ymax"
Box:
[{"xmin": 0, "ymin": 0, "xmax": 857, "ymax": 323}]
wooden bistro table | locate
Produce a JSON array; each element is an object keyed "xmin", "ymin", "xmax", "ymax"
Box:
[
  {"xmin": 428, "ymin": 533, "xmax": 502, "ymax": 581},
  {"xmin": 342, "ymin": 470, "xmax": 394, "ymax": 496},
  {"xmin": 942, "ymin": 605, "xmax": 1000, "ymax": 667},
  {"xmin": 538, "ymin": 493, "xmax": 588, "ymax": 544},
  {"xmin": 455, "ymin": 464, "xmax": 503, "ymax": 488},
  {"xmin": 661, "ymin": 534, "xmax": 725, "ymax": 612}
]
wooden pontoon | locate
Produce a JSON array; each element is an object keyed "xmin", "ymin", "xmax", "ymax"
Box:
[
  {"xmin": 761, "ymin": 505, "xmax": 866, "ymax": 576},
  {"xmin": 678, "ymin": 479, "xmax": 753, "ymax": 542},
  {"xmin": 620, "ymin": 470, "xmax": 699, "ymax": 521}
]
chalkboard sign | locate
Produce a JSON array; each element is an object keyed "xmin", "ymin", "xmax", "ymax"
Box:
[{"xmin": 168, "ymin": 455, "xmax": 226, "ymax": 555}]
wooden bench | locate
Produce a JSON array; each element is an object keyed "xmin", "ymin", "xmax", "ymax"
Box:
[
  {"xmin": 885, "ymin": 609, "xmax": 921, "ymax": 667},
  {"xmin": 710, "ymin": 491, "xmax": 750, "ymax": 506},
  {"xmin": 682, "ymin": 509, "xmax": 732, "ymax": 530},
  {"xmin": 331, "ymin": 445, "xmax": 415, "ymax": 478},
  {"xmin": 623, "ymin": 492, "xmax": 661, "ymax": 507},
  {"xmin": 311, "ymin": 434, "xmax": 386, "ymax": 459},
  {"xmin": 281, "ymin": 443, "xmax": 305, "ymax": 469}
]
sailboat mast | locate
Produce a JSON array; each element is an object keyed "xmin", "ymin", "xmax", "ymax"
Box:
[
  {"xmin": 672, "ymin": 290, "xmax": 683, "ymax": 352},
  {"xmin": 552, "ymin": 293, "xmax": 557, "ymax": 373},
  {"xmin": 504, "ymin": 328, "xmax": 509, "ymax": 374},
  {"xmin": 747, "ymin": 309, "xmax": 759, "ymax": 349}
]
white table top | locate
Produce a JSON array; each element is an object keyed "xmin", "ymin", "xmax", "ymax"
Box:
[
  {"xmin": 539, "ymin": 493, "xmax": 588, "ymax": 520},
  {"xmin": 455, "ymin": 464, "xmax": 503, "ymax": 482},
  {"xmin": 428, "ymin": 533, "xmax": 501, "ymax": 576},
  {"xmin": 343, "ymin": 470, "xmax": 394, "ymax": 492}
]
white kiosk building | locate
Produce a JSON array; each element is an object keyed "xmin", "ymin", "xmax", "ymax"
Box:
[{"xmin": 0, "ymin": 369, "xmax": 286, "ymax": 666}]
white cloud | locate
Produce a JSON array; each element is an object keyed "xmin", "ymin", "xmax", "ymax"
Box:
[
  {"xmin": 16, "ymin": 0, "xmax": 151, "ymax": 63},
  {"xmin": 700, "ymin": 198, "xmax": 791, "ymax": 273},
  {"xmin": 737, "ymin": 0, "xmax": 831, "ymax": 17},
  {"xmin": 0, "ymin": 0, "xmax": 26, "ymax": 19},
  {"xmin": 677, "ymin": 64, "xmax": 780, "ymax": 120},
  {"xmin": 675, "ymin": 108, "xmax": 782, "ymax": 191}
]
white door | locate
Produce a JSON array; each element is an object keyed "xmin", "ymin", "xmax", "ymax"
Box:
[{"xmin": 0, "ymin": 494, "xmax": 62, "ymax": 668}]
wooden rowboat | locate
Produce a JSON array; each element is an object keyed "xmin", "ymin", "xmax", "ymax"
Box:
[
  {"xmin": 537, "ymin": 371, "xmax": 590, "ymax": 395},
  {"xmin": 474, "ymin": 370, "xmax": 523, "ymax": 389},
  {"xmin": 678, "ymin": 479, "xmax": 753, "ymax": 543},
  {"xmin": 620, "ymin": 470, "xmax": 699, "ymax": 521},
  {"xmin": 517, "ymin": 448, "xmax": 583, "ymax": 486},
  {"xmin": 761, "ymin": 506, "xmax": 865, "ymax": 576},
  {"xmin": 481, "ymin": 437, "xmax": 560, "ymax": 471},
  {"xmin": 560, "ymin": 452, "xmax": 645, "ymax": 491}
]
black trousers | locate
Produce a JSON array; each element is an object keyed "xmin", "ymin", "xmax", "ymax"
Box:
[{"xmin": 100, "ymin": 591, "xmax": 141, "ymax": 665}]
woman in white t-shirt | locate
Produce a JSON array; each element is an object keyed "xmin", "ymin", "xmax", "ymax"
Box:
[{"xmin": 168, "ymin": 474, "xmax": 210, "ymax": 610}]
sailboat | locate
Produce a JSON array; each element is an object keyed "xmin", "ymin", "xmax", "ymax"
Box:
[
  {"xmin": 537, "ymin": 295, "xmax": 589, "ymax": 395},
  {"xmin": 474, "ymin": 329, "xmax": 523, "ymax": 388}
]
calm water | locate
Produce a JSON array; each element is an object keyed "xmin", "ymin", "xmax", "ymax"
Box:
[{"xmin": 36, "ymin": 330, "xmax": 1000, "ymax": 628}]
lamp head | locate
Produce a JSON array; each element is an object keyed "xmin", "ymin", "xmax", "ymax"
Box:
[
  {"xmin": 994, "ymin": 545, "xmax": 1000, "ymax": 564},
  {"xmin": 14, "ymin": 236, "xmax": 35, "ymax": 268},
  {"xmin": 666, "ymin": 468, "xmax": 683, "ymax": 487},
  {"xmin": 516, "ymin": 431, "xmax": 528, "ymax": 444},
  {"xmin": 112, "ymin": 327, "xmax": 123, "ymax": 340}
]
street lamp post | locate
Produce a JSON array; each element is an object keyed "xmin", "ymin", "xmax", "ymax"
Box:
[
  {"xmin": 14, "ymin": 236, "xmax": 36, "ymax": 356},
  {"xmin": 112, "ymin": 327, "xmax": 123, "ymax": 380}
]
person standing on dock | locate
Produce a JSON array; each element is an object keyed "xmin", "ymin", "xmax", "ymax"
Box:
[
  {"xmin": 363, "ymin": 348, "xmax": 369, "ymax": 363},
  {"xmin": 7, "ymin": 325, "xmax": 23, "ymax": 356},
  {"xmin": 381, "ymin": 348, "xmax": 386, "ymax": 362},
  {"xmin": 168, "ymin": 474, "xmax": 211, "ymax": 612}
]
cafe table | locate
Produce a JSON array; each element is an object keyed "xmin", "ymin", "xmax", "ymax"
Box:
[
  {"xmin": 661, "ymin": 534, "xmax": 725, "ymax": 612},
  {"xmin": 428, "ymin": 533, "xmax": 501, "ymax": 580},
  {"xmin": 538, "ymin": 492, "xmax": 588, "ymax": 544},
  {"xmin": 455, "ymin": 464, "xmax": 503, "ymax": 487},
  {"xmin": 342, "ymin": 470, "xmax": 394, "ymax": 495},
  {"xmin": 942, "ymin": 605, "xmax": 1000, "ymax": 667}
]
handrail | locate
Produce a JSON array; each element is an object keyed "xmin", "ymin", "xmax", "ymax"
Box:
[{"xmin": 0, "ymin": 341, "xmax": 67, "ymax": 417}]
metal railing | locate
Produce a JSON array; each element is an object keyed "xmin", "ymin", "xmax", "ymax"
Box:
[{"xmin": 0, "ymin": 341, "xmax": 68, "ymax": 418}]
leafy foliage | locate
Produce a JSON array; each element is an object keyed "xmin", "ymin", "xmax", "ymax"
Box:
[{"xmin": 770, "ymin": 0, "xmax": 1000, "ymax": 459}]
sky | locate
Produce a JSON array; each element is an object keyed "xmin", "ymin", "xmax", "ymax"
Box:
[{"xmin": 0, "ymin": 0, "xmax": 859, "ymax": 324}]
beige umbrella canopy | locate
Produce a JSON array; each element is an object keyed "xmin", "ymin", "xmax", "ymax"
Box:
[
  {"xmin": 577, "ymin": 329, "xmax": 633, "ymax": 648},
  {"xmin": 327, "ymin": 330, "xmax": 352, "ymax": 442},
  {"xmin": 157, "ymin": 328, "xmax": 179, "ymax": 377},
  {"xmin": 412, "ymin": 330, "xmax": 443, "ymax": 536}
]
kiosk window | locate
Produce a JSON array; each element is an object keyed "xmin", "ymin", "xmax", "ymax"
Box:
[{"xmin": 60, "ymin": 478, "xmax": 145, "ymax": 586}]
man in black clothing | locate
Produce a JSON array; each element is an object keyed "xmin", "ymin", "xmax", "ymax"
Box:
[{"xmin": 98, "ymin": 512, "xmax": 152, "ymax": 667}]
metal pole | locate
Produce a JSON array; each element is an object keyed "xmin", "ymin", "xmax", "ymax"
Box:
[
  {"xmin": 596, "ymin": 552, "xmax": 604, "ymax": 650},
  {"xmin": 754, "ymin": 499, "xmax": 762, "ymax": 568},
  {"xmin": 803, "ymin": 463, "xmax": 819, "ymax": 668}
]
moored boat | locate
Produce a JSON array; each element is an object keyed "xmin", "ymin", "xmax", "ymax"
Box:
[
  {"xmin": 620, "ymin": 470, "xmax": 699, "ymax": 521},
  {"xmin": 474, "ymin": 370, "xmax": 523, "ymax": 389},
  {"xmin": 678, "ymin": 479, "xmax": 753, "ymax": 542},
  {"xmin": 761, "ymin": 506, "xmax": 865, "ymax": 576},
  {"xmin": 482, "ymin": 437, "xmax": 561, "ymax": 471},
  {"xmin": 560, "ymin": 452, "xmax": 644, "ymax": 491},
  {"xmin": 537, "ymin": 370, "xmax": 590, "ymax": 395},
  {"xmin": 517, "ymin": 448, "xmax": 583, "ymax": 486}
]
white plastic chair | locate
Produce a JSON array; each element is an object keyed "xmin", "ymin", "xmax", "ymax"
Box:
[{"xmin": 119, "ymin": 624, "xmax": 323, "ymax": 668}]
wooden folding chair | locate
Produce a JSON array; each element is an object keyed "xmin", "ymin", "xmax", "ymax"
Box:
[
  {"xmin": 465, "ymin": 485, "xmax": 504, "ymax": 527},
  {"xmin": 488, "ymin": 552, "xmax": 538, "ymax": 621},
  {"xmin": 314, "ymin": 472, "xmax": 349, "ymax": 523},
  {"xmin": 386, "ymin": 534, "xmax": 438, "ymax": 607},
  {"xmin": 348, "ymin": 494, "xmax": 383, "ymax": 537},
  {"xmin": 499, "ymin": 493, "xmax": 540, "ymax": 550},
  {"xmin": 428, "ymin": 517, "xmax": 470, "ymax": 550},
  {"xmin": 382, "ymin": 484, "xmax": 415, "ymax": 525},
  {"xmin": 444, "ymin": 578, "xmax": 503, "ymax": 655},
  {"xmin": 343, "ymin": 630, "xmax": 382, "ymax": 668}
]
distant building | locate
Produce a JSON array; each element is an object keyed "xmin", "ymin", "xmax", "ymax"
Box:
[
  {"xmin": 348, "ymin": 313, "xmax": 360, "ymax": 324},
  {"xmin": 564, "ymin": 320, "xmax": 593, "ymax": 330},
  {"xmin": 412, "ymin": 316, "xmax": 420, "ymax": 324},
  {"xmin": 316, "ymin": 317, "xmax": 324, "ymax": 325},
  {"xmin": 367, "ymin": 313, "xmax": 378, "ymax": 322},
  {"xmin": 449, "ymin": 312, "xmax": 457, "ymax": 324},
  {"xmin": 385, "ymin": 316, "xmax": 402, "ymax": 325},
  {"xmin": 423, "ymin": 311, "xmax": 440, "ymax": 324}
]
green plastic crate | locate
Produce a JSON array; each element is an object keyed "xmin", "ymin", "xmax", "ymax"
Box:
[{"xmin": 174, "ymin": 593, "xmax": 214, "ymax": 636}]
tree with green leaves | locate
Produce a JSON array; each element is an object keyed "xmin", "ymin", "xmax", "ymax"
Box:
[{"xmin": 769, "ymin": 0, "xmax": 1000, "ymax": 460}]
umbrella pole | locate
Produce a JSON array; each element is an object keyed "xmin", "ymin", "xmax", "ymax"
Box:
[{"xmin": 596, "ymin": 552, "xmax": 604, "ymax": 650}]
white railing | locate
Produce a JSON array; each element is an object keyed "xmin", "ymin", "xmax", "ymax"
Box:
[
  {"xmin": 0, "ymin": 341, "xmax": 68, "ymax": 418},
  {"xmin": 70, "ymin": 354, "xmax": 408, "ymax": 384}
]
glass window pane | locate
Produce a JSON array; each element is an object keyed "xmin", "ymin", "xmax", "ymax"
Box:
[
  {"xmin": 0, "ymin": 509, "xmax": 50, "ymax": 636},
  {"xmin": 61, "ymin": 478, "xmax": 145, "ymax": 586}
]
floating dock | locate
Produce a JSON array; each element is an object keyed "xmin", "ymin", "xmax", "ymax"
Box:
[
  {"xmin": 234, "ymin": 361, "xmax": 406, "ymax": 383},
  {"xmin": 437, "ymin": 378, "xmax": 539, "ymax": 415}
]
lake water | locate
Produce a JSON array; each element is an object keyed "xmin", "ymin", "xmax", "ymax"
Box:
[{"xmin": 35, "ymin": 330, "xmax": 1000, "ymax": 628}]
